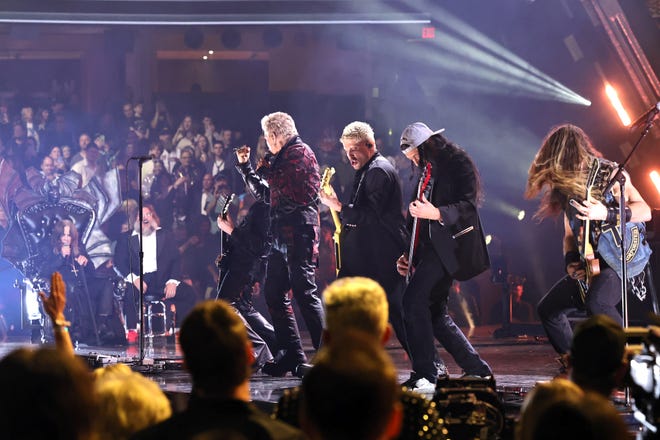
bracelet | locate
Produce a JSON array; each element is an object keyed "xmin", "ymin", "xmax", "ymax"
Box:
[
  {"xmin": 606, "ymin": 206, "xmax": 632, "ymax": 223},
  {"xmin": 606, "ymin": 207, "xmax": 618, "ymax": 224},
  {"xmin": 53, "ymin": 318, "xmax": 72, "ymax": 328},
  {"xmin": 564, "ymin": 250, "xmax": 581, "ymax": 267}
]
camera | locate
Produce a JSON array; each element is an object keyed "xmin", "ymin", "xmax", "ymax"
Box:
[{"xmin": 628, "ymin": 326, "xmax": 660, "ymax": 439}]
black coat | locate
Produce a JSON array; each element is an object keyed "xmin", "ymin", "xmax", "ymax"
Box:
[
  {"xmin": 115, "ymin": 228, "xmax": 182, "ymax": 294},
  {"xmin": 339, "ymin": 153, "xmax": 409, "ymax": 284},
  {"xmin": 419, "ymin": 141, "xmax": 490, "ymax": 281},
  {"xmin": 131, "ymin": 397, "xmax": 304, "ymax": 440}
]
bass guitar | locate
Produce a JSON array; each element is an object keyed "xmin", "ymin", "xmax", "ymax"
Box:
[
  {"xmin": 406, "ymin": 163, "xmax": 432, "ymax": 284},
  {"xmin": 575, "ymin": 158, "xmax": 601, "ymax": 304},
  {"xmin": 321, "ymin": 167, "xmax": 341, "ymax": 274}
]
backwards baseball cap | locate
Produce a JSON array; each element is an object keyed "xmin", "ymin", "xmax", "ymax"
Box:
[{"xmin": 400, "ymin": 122, "xmax": 445, "ymax": 154}]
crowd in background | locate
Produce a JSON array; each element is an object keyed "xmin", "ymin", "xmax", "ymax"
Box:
[{"xmin": 0, "ymin": 94, "xmax": 438, "ymax": 319}]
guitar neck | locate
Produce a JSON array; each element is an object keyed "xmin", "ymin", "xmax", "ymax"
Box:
[
  {"xmin": 329, "ymin": 209, "xmax": 341, "ymax": 233},
  {"xmin": 582, "ymin": 188, "xmax": 594, "ymax": 257}
]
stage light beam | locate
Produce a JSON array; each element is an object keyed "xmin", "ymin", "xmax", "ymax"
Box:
[
  {"xmin": 605, "ymin": 83, "xmax": 631, "ymax": 126},
  {"xmin": 650, "ymin": 170, "xmax": 660, "ymax": 197}
]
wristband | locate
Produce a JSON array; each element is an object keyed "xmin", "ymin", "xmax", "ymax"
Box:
[
  {"xmin": 564, "ymin": 251, "xmax": 581, "ymax": 267},
  {"xmin": 53, "ymin": 318, "xmax": 72, "ymax": 328},
  {"xmin": 606, "ymin": 207, "xmax": 618, "ymax": 224}
]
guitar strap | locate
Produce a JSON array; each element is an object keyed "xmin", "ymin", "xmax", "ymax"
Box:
[{"xmin": 410, "ymin": 164, "xmax": 433, "ymax": 263}]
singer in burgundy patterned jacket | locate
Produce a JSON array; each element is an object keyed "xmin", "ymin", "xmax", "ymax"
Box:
[{"xmin": 235, "ymin": 112, "xmax": 324, "ymax": 378}]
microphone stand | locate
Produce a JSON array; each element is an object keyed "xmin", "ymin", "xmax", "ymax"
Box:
[
  {"xmin": 603, "ymin": 115, "xmax": 657, "ymax": 328},
  {"xmin": 134, "ymin": 157, "xmax": 148, "ymax": 364},
  {"xmin": 75, "ymin": 257, "xmax": 101, "ymax": 346}
]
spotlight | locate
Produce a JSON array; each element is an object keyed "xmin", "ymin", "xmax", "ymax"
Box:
[
  {"xmin": 605, "ymin": 83, "xmax": 631, "ymax": 126},
  {"xmin": 208, "ymin": 50, "xmax": 214, "ymax": 55},
  {"xmin": 517, "ymin": 210, "xmax": 526, "ymax": 221},
  {"xmin": 650, "ymin": 170, "xmax": 660, "ymax": 197},
  {"xmin": 485, "ymin": 234, "xmax": 492, "ymax": 245},
  {"xmin": 403, "ymin": 7, "xmax": 591, "ymax": 106},
  {"xmin": 202, "ymin": 55, "xmax": 208, "ymax": 60}
]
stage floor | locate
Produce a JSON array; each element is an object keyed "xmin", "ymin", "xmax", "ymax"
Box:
[{"xmin": 0, "ymin": 324, "xmax": 557, "ymax": 406}]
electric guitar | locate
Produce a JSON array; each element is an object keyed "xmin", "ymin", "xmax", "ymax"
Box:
[
  {"xmin": 321, "ymin": 167, "xmax": 341, "ymax": 274},
  {"xmin": 406, "ymin": 163, "xmax": 432, "ymax": 284},
  {"xmin": 575, "ymin": 158, "xmax": 601, "ymax": 304},
  {"xmin": 216, "ymin": 192, "xmax": 235, "ymax": 269}
]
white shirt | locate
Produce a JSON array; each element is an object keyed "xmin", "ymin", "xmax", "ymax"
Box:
[
  {"xmin": 71, "ymin": 159, "xmax": 97, "ymax": 187},
  {"xmin": 201, "ymin": 192, "xmax": 210, "ymax": 215},
  {"xmin": 125, "ymin": 227, "xmax": 180, "ymax": 287},
  {"xmin": 211, "ymin": 159, "xmax": 225, "ymax": 176}
]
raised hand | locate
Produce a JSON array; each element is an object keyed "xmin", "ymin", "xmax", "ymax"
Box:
[
  {"xmin": 38, "ymin": 272, "xmax": 67, "ymax": 322},
  {"xmin": 235, "ymin": 145, "xmax": 250, "ymax": 164}
]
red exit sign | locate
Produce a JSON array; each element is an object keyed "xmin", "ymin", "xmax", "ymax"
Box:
[{"xmin": 422, "ymin": 27, "xmax": 435, "ymax": 39}]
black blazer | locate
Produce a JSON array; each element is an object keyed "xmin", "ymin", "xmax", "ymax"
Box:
[
  {"xmin": 116, "ymin": 228, "xmax": 182, "ymax": 294},
  {"xmin": 339, "ymin": 153, "xmax": 409, "ymax": 282},
  {"xmin": 423, "ymin": 143, "xmax": 490, "ymax": 281}
]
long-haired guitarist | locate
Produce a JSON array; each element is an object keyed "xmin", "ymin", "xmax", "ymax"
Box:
[
  {"xmin": 525, "ymin": 123, "xmax": 652, "ymax": 371},
  {"xmin": 396, "ymin": 122, "xmax": 492, "ymax": 394},
  {"xmin": 318, "ymin": 121, "xmax": 410, "ymax": 354}
]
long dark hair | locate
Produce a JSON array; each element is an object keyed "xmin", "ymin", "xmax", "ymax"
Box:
[
  {"xmin": 419, "ymin": 134, "xmax": 484, "ymax": 204},
  {"xmin": 51, "ymin": 219, "xmax": 80, "ymax": 257}
]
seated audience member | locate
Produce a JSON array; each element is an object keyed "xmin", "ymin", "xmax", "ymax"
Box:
[
  {"xmin": 0, "ymin": 346, "xmax": 97, "ymax": 439},
  {"xmin": 94, "ymin": 364, "xmax": 172, "ymax": 440},
  {"xmin": 568, "ymin": 314, "xmax": 628, "ymax": 397},
  {"xmin": 132, "ymin": 300, "xmax": 304, "ymax": 440},
  {"xmin": 300, "ymin": 335, "xmax": 402, "ymax": 440},
  {"xmin": 534, "ymin": 393, "xmax": 629, "ymax": 440},
  {"xmin": 516, "ymin": 379, "xmax": 628, "ymax": 440},
  {"xmin": 275, "ymin": 277, "xmax": 447, "ymax": 440},
  {"xmin": 516, "ymin": 379, "xmax": 583, "ymax": 440}
]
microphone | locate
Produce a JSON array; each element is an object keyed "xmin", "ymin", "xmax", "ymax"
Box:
[
  {"xmin": 129, "ymin": 154, "xmax": 156, "ymax": 161},
  {"xmin": 630, "ymin": 101, "xmax": 660, "ymax": 130}
]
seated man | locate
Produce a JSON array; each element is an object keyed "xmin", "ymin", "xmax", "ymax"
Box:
[
  {"xmin": 274, "ymin": 277, "xmax": 447, "ymax": 440},
  {"xmin": 300, "ymin": 335, "xmax": 403, "ymax": 440},
  {"xmin": 132, "ymin": 300, "xmax": 303, "ymax": 440},
  {"xmin": 568, "ymin": 314, "xmax": 628, "ymax": 397},
  {"xmin": 517, "ymin": 379, "xmax": 628, "ymax": 440},
  {"xmin": 115, "ymin": 204, "xmax": 196, "ymax": 330}
]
